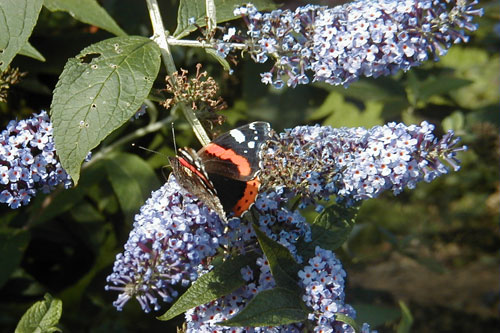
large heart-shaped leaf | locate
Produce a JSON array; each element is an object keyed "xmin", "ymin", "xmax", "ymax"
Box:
[{"xmin": 50, "ymin": 36, "xmax": 161, "ymax": 184}]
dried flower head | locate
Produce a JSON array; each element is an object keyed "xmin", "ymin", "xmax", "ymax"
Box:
[
  {"xmin": 0, "ymin": 66, "xmax": 27, "ymax": 102},
  {"xmin": 162, "ymin": 64, "xmax": 227, "ymax": 126}
]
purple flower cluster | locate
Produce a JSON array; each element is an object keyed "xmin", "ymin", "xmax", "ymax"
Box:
[
  {"xmin": 0, "ymin": 111, "xmax": 72, "ymax": 208},
  {"xmin": 298, "ymin": 247, "xmax": 376, "ymax": 333},
  {"xmin": 253, "ymin": 187, "xmax": 311, "ymax": 263},
  {"xmin": 228, "ymin": 0, "xmax": 482, "ymax": 88},
  {"xmin": 260, "ymin": 122, "xmax": 466, "ymax": 207},
  {"xmin": 185, "ymin": 248, "xmax": 376, "ymax": 332},
  {"xmin": 105, "ymin": 175, "xmax": 226, "ymax": 312},
  {"xmin": 105, "ymin": 177, "xmax": 312, "ymax": 312}
]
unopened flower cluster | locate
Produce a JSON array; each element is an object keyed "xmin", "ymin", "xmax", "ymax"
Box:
[
  {"xmin": 185, "ymin": 248, "xmax": 376, "ymax": 333},
  {"xmin": 0, "ymin": 111, "xmax": 71, "ymax": 208},
  {"xmin": 260, "ymin": 122, "xmax": 466, "ymax": 208},
  {"xmin": 221, "ymin": 0, "xmax": 483, "ymax": 88}
]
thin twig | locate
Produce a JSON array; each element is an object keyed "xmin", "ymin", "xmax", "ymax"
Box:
[{"xmin": 146, "ymin": 0, "xmax": 211, "ymax": 146}]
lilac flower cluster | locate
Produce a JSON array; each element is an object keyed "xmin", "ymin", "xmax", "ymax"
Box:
[
  {"xmin": 0, "ymin": 111, "xmax": 72, "ymax": 208},
  {"xmin": 227, "ymin": 0, "xmax": 483, "ymax": 88},
  {"xmin": 253, "ymin": 187, "xmax": 311, "ymax": 263},
  {"xmin": 260, "ymin": 122, "xmax": 466, "ymax": 207},
  {"xmin": 105, "ymin": 177, "xmax": 312, "ymax": 312},
  {"xmin": 298, "ymin": 247, "xmax": 376, "ymax": 333},
  {"xmin": 105, "ymin": 175, "xmax": 226, "ymax": 313},
  {"xmin": 185, "ymin": 249, "xmax": 376, "ymax": 332}
]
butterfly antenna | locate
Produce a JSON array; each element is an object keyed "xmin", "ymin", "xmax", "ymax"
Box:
[{"xmin": 171, "ymin": 122, "xmax": 178, "ymax": 153}]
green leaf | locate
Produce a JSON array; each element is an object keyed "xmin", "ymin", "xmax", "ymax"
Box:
[
  {"xmin": 205, "ymin": 48, "xmax": 231, "ymax": 71},
  {"xmin": 30, "ymin": 159, "xmax": 107, "ymax": 225},
  {"xmin": 43, "ymin": 0, "xmax": 126, "ymax": 37},
  {"xmin": 173, "ymin": 0, "xmax": 277, "ymax": 38},
  {"xmin": 253, "ymin": 225, "xmax": 301, "ymax": 290},
  {"xmin": 439, "ymin": 47, "xmax": 500, "ymax": 108},
  {"xmin": 335, "ymin": 313, "xmax": 361, "ymax": 333},
  {"xmin": 352, "ymin": 302, "xmax": 400, "ymax": 329},
  {"xmin": 220, "ymin": 287, "xmax": 309, "ymax": 327},
  {"xmin": 309, "ymin": 92, "xmax": 383, "ymax": 128},
  {"xmin": 158, "ymin": 252, "xmax": 259, "ymax": 321},
  {"xmin": 442, "ymin": 111, "xmax": 465, "ymax": 132},
  {"xmin": 297, "ymin": 203, "xmax": 358, "ymax": 260},
  {"xmin": 50, "ymin": 36, "xmax": 161, "ymax": 184},
  {"xmin": 0, "ymin": 229, "xmax": 30, "ymax": 288},
  {"xmin": 18, "ymin": 42, "xmax": 46, "ymax": 62},
  {"xmin": 103, "ymin": 152, "xmax": 160, "ymax": 219},
  {"xmin": 0, "ymin": 0, "xmax": 43, "ymax": 71},
  {"xmin": 417, "ymin": 76, "xmax": 472, "ymax": 102},
  {"xmin": 396, "ymin": 301, "xmax": 413, "ymax": 333},
  {"xmin": 15, "ymin": 293, "xmax": 62, "ymax": 333}
]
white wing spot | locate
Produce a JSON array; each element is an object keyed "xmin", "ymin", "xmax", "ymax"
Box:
[
  {"xmin": 247, "ymin": 141, "xmax": 255, "ymax": 149},
  {"xmin": 254, "ymin": 136, "xmax": 259, "ymax": 140},
  {"xmin": 230, "ymin": 129, "xmax": 245, "ymax": 143}
]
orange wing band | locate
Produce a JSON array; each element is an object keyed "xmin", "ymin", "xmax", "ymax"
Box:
[
  {"xmin": 233, "ymin": 178, "xmax": 260, "ymax": 216},
  {"xmin": 206, "ymin": 144, "xmax": 252, "ymax": 177}
]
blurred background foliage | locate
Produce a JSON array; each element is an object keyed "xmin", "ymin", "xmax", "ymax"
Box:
[{"xmin": 1, "ymin": 0, "xmax": 498, "ymax": 332}]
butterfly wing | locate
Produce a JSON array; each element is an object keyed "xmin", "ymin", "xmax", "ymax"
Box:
[
  {"xmin": 197, "ymin": 122, "xmax": 271, "ymax": 181},
  {"xmin": 169, "ymin": 148, "xmax": 227, "ymax": 222}
]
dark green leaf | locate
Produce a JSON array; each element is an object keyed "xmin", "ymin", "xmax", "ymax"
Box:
[
  {"xmin": 15, "ymin": 293, "xmax": 62, "ymax": 333},
  {"xmin": 43, "ymin": 0, "xmax": 126, "ymax": 36},
  {"xmin": 335, "ymin": 313, "xmax": 361, "ymax": 333},
  {"xmin": 220, "ymin": 287, "xmax": 309, "ymax": 327},
  {"xmin": 418, "ymin": 77, "xmax": 472, "ymax": 102},
  {"xmin": 0, "ymin": 0, "xmax": 43, "ymax": 71},
  {"xmin": 297, "ymin": 203, "xmax": 358, "ymax": 260},
  {"xmin": 396, "ymin": 301, "xmax": 413, "ymax": 333},
  {"xmin": 50, "ymin": 36, "xmax": 161, "ymax": 184},
  {"xmin": 0, "ymin": 229, "xmax": 30, "ymax": 288},
  {"xmin": 253, "ymin": 225, "xmax": 300, "ymax": 290},
  {"xmin": 29, "ymin": 159, "xmax": 108, "ymax": 225},
  {"xmin": 174, "ymin": 0, "xmax": 277, "ymax": 38},
  {"xmin": 352, "ymin": 302, "xmax": 400, "ymax": 329},
  {"xmin": 18, "ymin": 42, "xmax": 46, "ymax": 62},
  {"xmin": 104, "ymin": 152, "xmax": 160, "ymax": 219},
  {"xmin": 158, "ymin": 252, "xmax": 259, "ymax": 321},
  {"xmin": 309, "ymin": 92, "xmax": 383, "ymax": 128}
]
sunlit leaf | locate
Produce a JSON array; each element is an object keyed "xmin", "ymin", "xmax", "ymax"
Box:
[
  {"xmin": 15, "ymin": 294, "xmax": 62, "ymax": 333},
  {"xmin": 220, "ymin": 288, "xmax": 308, "ymax": 327},
  {"xmin": 50, "ymin": 36, "xmax": 161, "ymax": 184},
  {"xmin": 159, "ymin": 252, "xmax": 259, "ymax": 321}
]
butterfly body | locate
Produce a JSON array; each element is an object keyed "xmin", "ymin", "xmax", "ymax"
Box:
[{"xmin": 169, "ymin": 122, "xmax": 271, "ymax": 222}]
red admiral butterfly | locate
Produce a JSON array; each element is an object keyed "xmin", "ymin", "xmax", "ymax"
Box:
[{"xmin": 169, "ymin": 122, "xmax": 272, "ymax": 222}]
